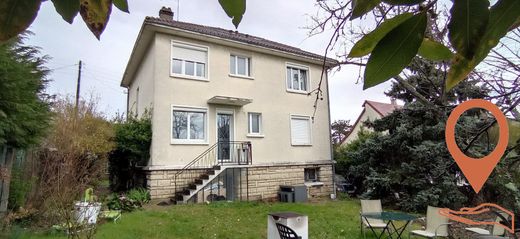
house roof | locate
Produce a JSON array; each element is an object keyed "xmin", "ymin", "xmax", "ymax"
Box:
[
  {"xmin": 364, "ymin": 100, "xmax": 402, "ymax": 117},
  {"xmin": 121, "ymin": 15, "xmax": 339, "ymax": 87},
  {"xmin": 340, "ymin": 100, "xmax": 402, "ymax": 145},
  {"xmin": 144, "ymin": 16, "xmax": 338, "ymax": 64}
]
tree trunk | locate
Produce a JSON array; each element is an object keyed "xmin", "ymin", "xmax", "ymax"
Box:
[{"xmin": 0, "ymin": 146, "xmax": 15, "ymax": 218}]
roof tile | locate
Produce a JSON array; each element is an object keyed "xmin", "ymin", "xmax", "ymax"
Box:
[{"xmin": 145, "ymin": 17, "xmax": 337, "ymax": 64}]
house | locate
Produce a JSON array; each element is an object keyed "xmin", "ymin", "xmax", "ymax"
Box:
[
  {"xmin": 341, "ymin": 100, "xmax": 401, "ymax": 145},
  {"xmin": 120, "ymin": 7, "xmax": 338, "ymax": 203}
]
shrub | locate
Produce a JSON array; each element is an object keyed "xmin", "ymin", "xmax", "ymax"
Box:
[
  {"xmin": 109, "ymin": 113, "xmax": 151, "ymax": 192},
  {"xmin": 127, "ymin": 188, "xmax": 150, "ymax": 204},
  {"xmin": 106, "ymin": 188, "xmax": 150, "ymax": 212},
  {"xmin": 34, "ymin": 96, "xmax": 115, "ymax": 235}
]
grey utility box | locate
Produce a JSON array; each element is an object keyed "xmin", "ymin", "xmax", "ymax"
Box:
[{"xmin": 279, "ymin": 185, "xmax": 307, "ymax": 203}]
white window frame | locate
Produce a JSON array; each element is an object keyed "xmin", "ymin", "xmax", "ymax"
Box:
[
  {"xmin": 170, "ymin": 40, "xmax": 210, "ymax": 81},
  {"xmin": 286, "ymin": 63, "xmax": 310, "ymax": 94},
  {"xmin": 229, "ymin": 54, "xmax": 253, "ymax": 79},
  {"xmin": 171, "ymin": 105, "xmax": 208, "ymax": 145},
  {"xmin": 247, "ymin": 112, "xmax": 263, "ymax": 137},
  {"xmin": 290, "ymin": 115, "xmax": 312, "ymax": 146}
]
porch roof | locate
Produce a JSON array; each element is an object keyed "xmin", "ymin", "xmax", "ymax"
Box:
[{"xmin": 207, "ymin": 96, "xmax": 252, "ymax": 106}]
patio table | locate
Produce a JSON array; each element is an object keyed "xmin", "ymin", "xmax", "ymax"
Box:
[{"xmin": 361, "ymin": 211, "xmax": 417, "ymax": 239}]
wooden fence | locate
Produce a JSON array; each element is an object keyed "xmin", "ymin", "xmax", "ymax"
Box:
[{"xmin": 0, "ymin": 145, "xmax": 15, "ymax": 217}]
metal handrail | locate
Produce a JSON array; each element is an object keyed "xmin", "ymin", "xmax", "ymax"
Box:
[{"xmin": 173, "ymin": 141, "xmax": 252, "ymax": 202}]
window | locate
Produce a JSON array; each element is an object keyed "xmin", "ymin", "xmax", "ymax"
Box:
[
  {"xmin": 304, "ymin": 168, "xmax": 319, "ymax": 182},
  {"xmin": 172, "ymin": 107, "xmax": 207, "ymax": 143},
  {"xmin": 286, "ymin": 65, "xmax": 308, "ymax": 92},
  {"xmin": 171, "ymin": 41, "xmax": 208, "ymax": 79},
  {"xmin": 248, "ymin": 113, "xmax": 262, "ymax": 135},
  {"xmin": 290, "ymin": 115, "xmax": 311, "ymax": 145},
  {"xmin": 230, "ymin": 55, "xmax": 250, "ymax": 76}
]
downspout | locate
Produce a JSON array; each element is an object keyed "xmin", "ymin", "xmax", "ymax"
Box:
[
  {"xmin": 325, "ymin": 67, "xmax": 337, "ymax": 199},
  {"xmin": 125, "ymin": 86, "xmax": 130, "ymax": 120}
]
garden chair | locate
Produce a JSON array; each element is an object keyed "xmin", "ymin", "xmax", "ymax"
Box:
[
  {"xmin": 360, "ymin": 199, "xmax": 388, "ymax": 239},
  {"xmin": 410, "ymin": 206, "xmax": 451, "ymax": 238},
  {"xmin": 465, "ymin": 212, "xmax": 508, "ymax": 237},
  {"xmin": 275, "ymin": 223, "xmax": 301, "ymax": 239}
]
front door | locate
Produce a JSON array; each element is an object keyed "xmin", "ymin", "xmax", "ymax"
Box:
[{"xmin": 217, "ymin": 112, "xmax": 233, "ymax": 162}]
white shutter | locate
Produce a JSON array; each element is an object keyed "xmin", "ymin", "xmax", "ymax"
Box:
[
  {"xmin": 291, "ymin": 117, "xmax": 311, "ymax": 145},
  {"xmin": 172, "ymin": 43, "xmax": 207, "ymax": 63}
]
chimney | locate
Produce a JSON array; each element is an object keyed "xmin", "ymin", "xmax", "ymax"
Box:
[
  {"xmin": 390, "ymin": 98, "xmax": 397, "ymax": 105},
  {"xmin": 159, "ymin": 7, "xmax": 174, "ymax": 21}
]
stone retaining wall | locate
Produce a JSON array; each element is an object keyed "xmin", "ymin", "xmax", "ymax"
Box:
[
  {"xmin": 143, "ymin": 163, "xmax": 334, "ymax": 200},
  {"xmin": 247, "ymin": 164, "xmax": 334, "ymax": 201}
]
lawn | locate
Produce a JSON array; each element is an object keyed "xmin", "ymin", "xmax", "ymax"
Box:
[{"xmin": 8, "ymin": 199, "xmax": 417, "ymax": 239}]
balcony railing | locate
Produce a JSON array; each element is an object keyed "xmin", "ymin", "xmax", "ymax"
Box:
[{"xmin": 173, "ymin": 141, "xmax": 252, "ymax": 202}]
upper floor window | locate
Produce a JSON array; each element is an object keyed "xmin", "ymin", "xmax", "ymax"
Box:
[
  {"xmin": 286, "ymin": 65, "xmax": 309, "ymax": 92},
  {"xmin": 171, "ymin": 106, "xmax": 207, "ymax": 144},
  {"xmin": 171, "ymin": 41, "xmax": 208, "ymax": 80},
  {"xmin": 230, "ymin": 55, "xmax": 250, "ymax": 77}
]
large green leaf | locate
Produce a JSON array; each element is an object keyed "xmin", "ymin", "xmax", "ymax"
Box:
[
  {"xmin": 0, "ymin": 0, "xmax": 41, "ymax": 42},
  {"xmin": 351, "ymin": 0, "xmax": 381, "ymax": 20},
  {"xmin": 418, "ymin": 38, "xmax": 453, "ymax": 61},
  {"xmin": 113, "ymin": 0, "xmax": 129, "ymax": 13},
  {"xmin": 446, "ymin": 0, "xmax": 520, "ymax": 90},
  {"xmin": 511, "ymin": 16, "xmax": 520, "ymax": 30},
  {"xmin": 363, "ymin": 12, "xmax": 427, "ymax": 89},
  {"xmin": 51, "ymin": 0, "xmax": 80, "ymax": 24},
  {"xmin": 448, "ymin": 0, "xmax": 489, "ymax": 59},
  {"xmin": 218, "ymin": 0, "xmax": 246, "ymax": 28},
  {"xmin": 348, "ymin": 13, "xmax": 413, "ymax": 58},
  {"xmin": 382, "ymin": 0, "xmax": 424, "ymax": 6},
  {"xmin": 80, "ymin": 0, "xmax": 112, "ymax": 40}
]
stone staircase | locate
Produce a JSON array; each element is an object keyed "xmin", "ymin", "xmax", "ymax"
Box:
[{"xmin": 173, "ymin": 165, "xmax": 227, "ymax": 204}]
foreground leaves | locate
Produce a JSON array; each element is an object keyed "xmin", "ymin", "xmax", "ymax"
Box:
[
  {"xmin": 80, "ymin": 0, "xmax": 113, "ymax": 40},
  {"xmin": 382, "ymin": 0, "xmax": 425, "ymax": 5},
  {"xmin": 351, "ymin": 0, "xmax": 381, "ymax": 19},
  {"xmin": 418, "ymin": 39, "xmax": 453, "ymax": 61},
  {"xmin": 113, "ymin": 0, "xmax": 129, "ymax": 13},
  {"xmin": 218, "ymin": 0, "xmax": 246, "ymax": 28},
  {"xmin": 0, "ymin": 0, "xmax": 41, "ymax": 42},
  {"xmin": 364, "ymin": 12, "xmax": 427, "ymax": 89},
  {"xmin": 348, "ymin": 13, "xmax": 413, "ymax": 57},
  {"xmin": 448, "ymin": 0, "xmax": 490, "ymax": 59},
  {"xmin": 51, "ymin": 0, "xmax": 80, "ymax": 23},
  {"xmin": 446, "ymin": 0, "xmax": 520, "ymax": 90}
]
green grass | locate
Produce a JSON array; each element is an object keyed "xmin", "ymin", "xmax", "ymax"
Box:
[{"xmin": 7, "ymin": 199, "xmax": 418, "ymax": 239}]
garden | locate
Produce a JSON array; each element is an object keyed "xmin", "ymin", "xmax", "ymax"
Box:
[
  {"xmin": 5, "ymin": 199, "xmax": 404, "ymax": 239},
  {"xmin": 0, "ymin": 0, "xmax": 520, "ymax": 238}
]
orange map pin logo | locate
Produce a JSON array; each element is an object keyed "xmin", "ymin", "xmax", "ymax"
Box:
[{"xmin": 445, "ymin": 99, "xmax": 509, "ymax": 193}]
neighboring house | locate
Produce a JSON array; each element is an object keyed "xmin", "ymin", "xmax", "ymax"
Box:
[
  {"xmin": 341, "ymin": 100, "xmax": 402, "ymax": 145},
  {"xmin": 121, "ymin": 7, "xmax": 338, "ymax": 203}
]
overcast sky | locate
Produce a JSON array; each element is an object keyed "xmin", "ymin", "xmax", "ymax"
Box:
[{"xmin": 27, "ymin": 0, "xmax": 393, "ymax": 122}]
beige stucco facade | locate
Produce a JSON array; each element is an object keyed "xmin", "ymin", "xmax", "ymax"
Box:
[
  {"xmin": 127, "ymin": 33, "xmax": 332, "ymax": 168},
  {"xmin": 123, "ymin": 17, "xmax": 335, "ymax": 200}
]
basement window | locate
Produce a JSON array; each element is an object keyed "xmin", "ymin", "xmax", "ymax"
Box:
[{"xmin": 304, "ymin": 168, "xmax": 319, "ymax": 182}]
